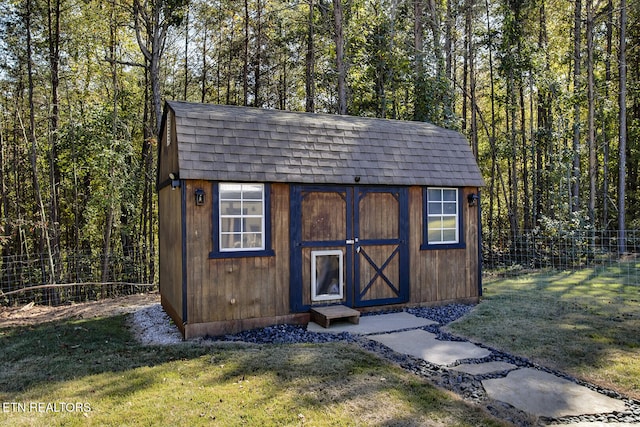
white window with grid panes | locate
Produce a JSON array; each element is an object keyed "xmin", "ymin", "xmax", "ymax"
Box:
[
  {"xmin": 219, "ymin": 183, "xmax": 265, "ymax": 251},
  {"xmin": 426, "ymin": 188, "xmax": 459, "ymax": 244}
]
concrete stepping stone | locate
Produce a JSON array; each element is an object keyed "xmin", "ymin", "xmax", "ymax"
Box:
[
  {"xmin": 450, "ymin": 361, "xmax": 517, "ymax": 375},
  {"xmin": 307, "ymin": 312, "xmax": 436, "ymax": 335},
  {"xmin": 482, "ymin": 368, "xmax": 628, "ymax": 418},
  {"xmin": 369, "ymin": 329, "xmax": 491, "ymax": 365}
]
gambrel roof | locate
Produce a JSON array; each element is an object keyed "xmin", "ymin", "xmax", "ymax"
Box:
[{"xmin": 161, "ymin": 101, "xmax": 484, "ymax": 187}]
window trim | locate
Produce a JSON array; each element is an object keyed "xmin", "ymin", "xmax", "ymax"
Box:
[
  {"xmin": 209, "ymin": 182, "xmax": 275, "ymax": 259},
  {"xmin": 420, "ymin": 187, "xmax": 466, "ymax": 250}
]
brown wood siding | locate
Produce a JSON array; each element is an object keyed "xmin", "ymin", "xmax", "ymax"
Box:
[
  {"xmin": 186, "ymin": 182, "xmax": 290, "ymax": 325},
  {"xmin": 357, "ymin": 191, "xmax": 402, "ymax": 303},
  {"xmin": 463, "ymin": 187, "xmax": 480, "ymax": 298},
  {"xmin": 272, "ymin": 184, "xmax": 291, "ymax": 315},
  {"xmin": 164, "ymin": 181, "xmax": 479, "ymax": 335},
  {"xmin": 158, "ymin": 110, "xmax": 179, "ymax": 185},
  {"xmin": 358, "ymin": 192, "xmax": 398, "ymax": 240},
  {"xmin": 359, "ymin": 245, "xmax": 400, "ymax": 301},
  {"xmin": 301, "ymin": 191, "xmax": 347, "ymax": 241},
  {"xmin": 158, "ymin": 185, "xmax": 183, "ymax": 323},
  {"xmin": 408, "ymin": 186, "xmax": 480, "ymax": 304}
]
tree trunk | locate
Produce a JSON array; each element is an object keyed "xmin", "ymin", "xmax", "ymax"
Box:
[
  {"xmin": 508, "ymin": 70, "xmax": 519, "ymax": 239},
  {"xmin": 520, "ymin": 83, "xmax": 530, "ymax": 231},
  {"xmin": 413, "ymin": 0, "xmax": 426, "ymax": 121},
  {"xmin": 184, "ymin": 8, "xmax": 189, "ymax": 100},
  {"xmin": 444, "ymin": 0, "xmax": 453, "ymax": 85},
  {"xmin": 536, "ymin": 0, "xmax": 551, "ymax": 224},
  {"xmin": 462, "ymin": 1, "xmax": 469, "ymax": 131},
  {"xmin": 253, "ymin": 0, "xmax": 263, "ymax": 107},
  {"xmin": 485, "ymin": 0, "xmax": 497, "ymax": 249},
  {"xmin": 47, "ymin": 0, "xmax": 62, "ymax": 287},
  {"xmin": 102, "ymin": 0, "xmax": 119, "ymax": 285},
  {"xmin": 243, "ymin": 0, "xmax": 249, "ymax": 106},
  {"xmin": 602, "ymin": 0, "xmax": 613, "ymax": 228},
  {"xmin": 201, "ymin": 24, "xmax": 208, "ymax": 103},
  {"xmin": 571, "ymin": 0, "xmax": 582, "ymax": 213},
  {"xmin": 466, "ymin": 0, "xmax": 477, "ymax": 157},
  {"xmin": 133, "ymin": 0, "xmax": 170, "ymax": 136},
  {"xmin": 618, "ymin": 0, "xmax": 627, "ymax": 253},
  {"xmin": 333, "ymin": 0, "xmax": 347, "ymax": 115},
  {"xmin": 305, "ymin": 0, "xmax": 315, "ymax": 113},
  {"xmin": 427, "ymin": 0, "xmax": 447, "ymax": 122},
  {"xmin": 587, "ymin": 0, "xmax": 596, "ymax": 227},
  {"xmin": 27, "ymin": 0, "xmax": 56, "ymax": 299}
]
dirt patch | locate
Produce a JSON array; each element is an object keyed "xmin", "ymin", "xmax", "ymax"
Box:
[{"xmin": 0, "ymin": 293, "xmax": 160, "ymax": 328}]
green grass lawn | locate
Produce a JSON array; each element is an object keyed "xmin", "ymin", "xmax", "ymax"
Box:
[
  {"xmin": 0, "ymin": 316, "xmax": 505, "ymax": 426},
  {"xmin": 447, "ymin": 263, "xmax": 640, "ymax": 400}
]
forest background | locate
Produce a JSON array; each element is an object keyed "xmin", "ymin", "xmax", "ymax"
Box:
[{"xmin": 0, "ymin": 0, "xmax": 638, "ymax": 302}]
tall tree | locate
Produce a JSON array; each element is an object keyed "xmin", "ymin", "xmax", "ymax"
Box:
[
  {"xmin": 586, "ymin": 0, "xmax": 596, "ymax": 227},
  {"xmin": 47, "ymin": 0, "xmax": 62, "ymax": 280},
  {"xmin": 305, "ymin": 0, "xmax": 316, "ymax": 112},
  {"xmin": 133, "ymin": 0, "xmax": 186, "ymax": 134},
  {"xmin": 333, "ymin": 0, "xmax": 347, "ymax": 114},
  {"xmin": 413, "ymin": 0, "xmax": 426, "ymax": 121},
  {"xmin": 571, "ymin": 0, "xmax": 582, "ymax": 213},
  {"xmin": 243, "ymin": 0, "xmax": 249, "ymax": 106},
  {"xmin": 133, "ymin": 0, "xmax": 186, "ymax": 283},
  {"xmin": 618, "ymin": 0, "xmax": 627, "ymax": 252},
  {"xmin": 26, "ymin": 0, "xmax": 55, "ymax": 290}
]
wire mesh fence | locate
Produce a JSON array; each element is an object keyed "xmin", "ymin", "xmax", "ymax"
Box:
[
  {"xmin": 483, "ymin": 229, "xmax": 640, "ymax": 286},
  {"xmin": 0, "ymin": 248, "xmax": 157, "ymax": 307},
  {"xmin": 2, "ymin": 229, "xmax": 638, "ymax": 308}
]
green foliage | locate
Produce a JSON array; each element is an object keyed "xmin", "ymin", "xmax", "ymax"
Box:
[{"xmin": 0, "ymin": 0, "xmax": 638, "ymax": 296}]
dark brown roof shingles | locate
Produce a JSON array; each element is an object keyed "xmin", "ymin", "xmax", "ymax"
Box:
[{"xmin": 166, "ymin": 101, "xmax": 484, "ymax": 187}]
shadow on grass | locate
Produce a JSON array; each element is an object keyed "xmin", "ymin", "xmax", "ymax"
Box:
[
  {"xmin": 0, "ymin": 315, "xmax": 210, "ymax": 394},
  {"xmin": 205, "ymin": 341, "xmax": 507, "ymax": 426},
  {"xmin": 448, "ymin": 266, "xmax": 640, "ymax": 398},
  {"xmin": 0, "ymin": 315, "xmax": 508, "ymax": 426}
]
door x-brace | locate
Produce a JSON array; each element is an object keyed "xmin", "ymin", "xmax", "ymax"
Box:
[{"xmin": 356, "ymin": 245, "xmax": 401, "ymax": 299}]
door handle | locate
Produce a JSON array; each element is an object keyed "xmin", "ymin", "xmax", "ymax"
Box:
[
  {"xmin": 356, "ymin": 246, "xmax": 361, "ymax": 254},
  {"xmin": 346, "ymin": 239, "xmax": 355, "ymax": 245}
]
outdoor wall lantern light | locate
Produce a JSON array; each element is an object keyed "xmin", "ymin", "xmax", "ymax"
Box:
[
  {"xmin": 169, "ymin": 173, "xmax": 180, "ymax": 190},
  {"xmin": 467, "ymin": 193, "xmax": 479, "ymax": 207},
  {"xmin": 195, "ymin": 188, "xmax": 206, "ymax": 206}
]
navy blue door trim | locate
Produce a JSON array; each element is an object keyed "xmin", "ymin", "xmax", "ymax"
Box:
[
  {"xmin": 353, "ymin": 187, "xmax": 409, "ymax": 307},
  {"xmin": 290, "ymin": 185, "xmax": 409, "ymax": 312},
  {"xmin": 290, "ymin": 186, "xmax": 354, "ymax": 312}
]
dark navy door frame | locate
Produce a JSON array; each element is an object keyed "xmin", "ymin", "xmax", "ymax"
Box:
[
  {"xmin": 353, "ymin": 187, "xmax": 410, "ymax": 307},
  {"xmin": 290, "ymin": 185, "xmax": 409, "ymax": 312},
  {"xmin": 289, "ymin": 185, "xmax": 354, "ymax": 312}
]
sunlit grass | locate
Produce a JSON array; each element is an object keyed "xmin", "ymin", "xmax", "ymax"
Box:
[
  {"xmin": 447, "ymin": 264, "xmax": 640, "ymax": 399},
  {"xmin": 0, "ymin": 316, "xmax": 506, "ymax": 427}
]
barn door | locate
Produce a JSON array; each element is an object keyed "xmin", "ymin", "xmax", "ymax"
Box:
[
  {"xmin": 290, "ymin": 186, "xmax": 408, "ymax": 312},
  {"xmin": 353, "ymin": 187, "xmax": 409, "ymax": 307}
]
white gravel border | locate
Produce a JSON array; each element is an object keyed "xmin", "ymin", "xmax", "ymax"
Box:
[{"xmin": 129, "ymin": 304, "xmax": 183, "ymax": 345}]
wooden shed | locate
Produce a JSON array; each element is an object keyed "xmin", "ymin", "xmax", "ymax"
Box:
[{"xmin": 157, "ymin": 101, "xmax": 485, "ymax": 339}]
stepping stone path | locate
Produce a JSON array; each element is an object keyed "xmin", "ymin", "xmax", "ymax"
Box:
[
  {"xmin": 450, "ymin": 361, "xmax": 517, "ymax": 375},
  {"xmin": 369, "ymin": 329, "xmax": 491, "ymax": 365},
  {"xmin": 310, "ymin": 311, "xmax": 638, "ymax": 425},
  {"xmin": 483, "ymin": 368, "xmax": 628, "ymax": 418}
]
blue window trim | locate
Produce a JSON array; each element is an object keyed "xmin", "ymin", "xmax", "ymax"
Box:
[
  {"xmin": 420, "ymin": 187, "xmax": 466, "ymax": 250},
  {"xmin": 209, "ymin": 182, "xmax": 275, "ymax": 259}
]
